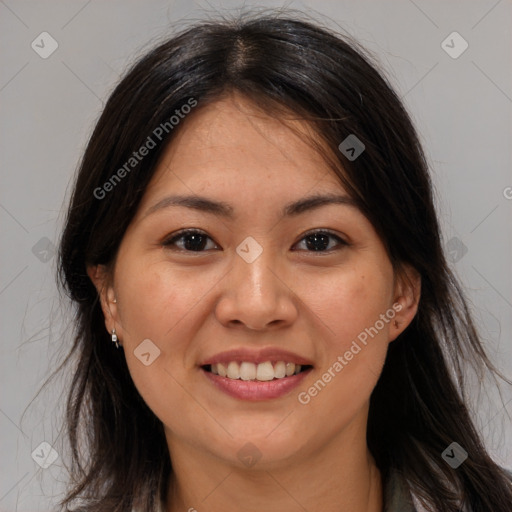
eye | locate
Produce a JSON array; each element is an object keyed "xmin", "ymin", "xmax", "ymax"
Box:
[
  {"xmin": 162, "ymin": 229, "xmax": 219, "ymax": 252},
  {"xmin": 293, "ymin": 230, "xmax": 348, "ymax": 252},
  {"xmin": 162, "ymin": 228, "xmax": 347, "ymax": 253}
]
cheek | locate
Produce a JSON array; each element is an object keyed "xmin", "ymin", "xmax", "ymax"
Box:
[
  {"xmin": 298, "ymin": 267, "xmax": 393, "ymax": 410},
  {"xmin": 115, "ymin": 259, "xmax": 214, "ymax": 343},
  {"xmin": 113, "ymin": 260, "xmax": 208, "ymax": 427},
  {"xmin": 113, "ymin": 258, "xmax": 220, "ymax": 397},
  {"xmin": 310, "ymin": 267, "xmax": 393, "ymax": 351}
]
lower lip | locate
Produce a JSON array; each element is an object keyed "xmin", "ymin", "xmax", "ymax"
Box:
[{"xmin": 202, "ymin": 368, "xmax": 312, "ymax": 401}]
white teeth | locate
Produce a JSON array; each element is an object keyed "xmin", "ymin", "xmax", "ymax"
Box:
[
  {"xmin": 274, "ymin": 361, "xmax": 286, "ymax": 378},
  {"xmin": 208, "ymin": 360, "xmax": 307, "ymax": 381},
  {"xmin": 240, "ymin": 362, "xmax": 256, "ymax": 381},
  {"xmin": 227, "ymin": 361, "xmax": 240, "ymax": 379},
  {"xmin": 217, "ymin": 362, "xmax": 227, "ymax": 377},
  {"xmin": 256, "ymin": 361, "xmax": 274, "ymax": 381}
]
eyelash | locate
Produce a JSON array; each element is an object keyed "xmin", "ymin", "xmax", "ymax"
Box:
[{"xmin": 162, "ymin": 228, "xmax": 348, "ymax": 253}]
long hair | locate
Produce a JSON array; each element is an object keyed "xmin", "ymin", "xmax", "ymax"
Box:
[{"xmin": 57, "ymin": 13, "xmax": 512, "ymax": 512}]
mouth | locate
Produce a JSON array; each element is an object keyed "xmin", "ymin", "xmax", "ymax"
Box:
[
  {"xmin": 202, "ymin": 361, "xmax": 313, "ymax": 381},
  {"xmin": 201, "ymin": 361, "xmax": 313, "ymax": 401}
]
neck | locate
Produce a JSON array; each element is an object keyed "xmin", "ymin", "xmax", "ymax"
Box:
[{"xmin": 165, "ymin": 415, "xmax": 383, "ymax": 512}]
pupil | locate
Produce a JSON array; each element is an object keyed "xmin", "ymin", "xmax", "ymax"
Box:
[
  {"xmin": 306, "ymin": 233, "xmax": 329, "ymax": 251},
  {"xmin": 185, "ymin": 233, "xmax": 206, "ymax": 251}
]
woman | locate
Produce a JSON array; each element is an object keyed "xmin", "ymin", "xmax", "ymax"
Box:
[{"xmin": 57, "ymin": 13, "xmax": 512, "ymax": 512}]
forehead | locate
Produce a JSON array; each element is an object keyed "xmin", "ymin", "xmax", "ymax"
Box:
[{"xmin": 145, "ymin": 94, "xmax": 345, "ymax": 196}]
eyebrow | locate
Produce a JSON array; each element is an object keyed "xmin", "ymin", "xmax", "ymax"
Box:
[{"xmin": 143, "ymin": 192, "xmax": 358, "ymax": 219}]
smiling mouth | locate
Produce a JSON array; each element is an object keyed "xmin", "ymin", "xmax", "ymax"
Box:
[{"xmin": 202, "ymin": 361, "xmax": 313, "ymax": 382}]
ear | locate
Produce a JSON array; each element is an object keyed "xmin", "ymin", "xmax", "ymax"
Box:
[
  {"xmin": 86, "ymin": 264, "xmax": 123, "ymax": 345},
  {"xmin": 388, "ymin": 264, "xmax": 421, "ymax": 342}
]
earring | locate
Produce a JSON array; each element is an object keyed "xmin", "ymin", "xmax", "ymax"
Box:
[{"xmin": 111, "ymin": 328, "xmax": 119, "ymax": 349}]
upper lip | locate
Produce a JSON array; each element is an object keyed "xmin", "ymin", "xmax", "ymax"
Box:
[{"xmin": 199, "ymin": 347, "xmax": 314, "ymax": 366}]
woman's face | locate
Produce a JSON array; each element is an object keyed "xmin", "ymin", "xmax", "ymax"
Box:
[{"xmin": 92, "ymin": 94, "xmax": 419, "ymax": 469}]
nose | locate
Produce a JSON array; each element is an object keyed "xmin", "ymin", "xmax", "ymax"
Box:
[{"xmin": 214, "ymin": 245, "xmax": 299, "ymax": 331}]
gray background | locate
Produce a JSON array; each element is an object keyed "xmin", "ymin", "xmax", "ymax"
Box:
[{"xmin": 1, "ymin": 1, "xmax": 511, "ymax": 510}]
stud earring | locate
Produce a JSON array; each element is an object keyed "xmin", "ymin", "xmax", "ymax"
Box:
[{"xmin": 111, "ymin": 328, "xmax": 119, "ymax": 349}]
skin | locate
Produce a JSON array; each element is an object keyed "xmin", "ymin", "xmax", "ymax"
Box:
[{"xmin": 89, "ymin": 93, "xmax": 420, "ymax": 512}]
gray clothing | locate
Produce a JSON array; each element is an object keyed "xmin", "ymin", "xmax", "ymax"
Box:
[{"xmin": 384, "ymin": 469, "xmax": 418, "ymax": 512}]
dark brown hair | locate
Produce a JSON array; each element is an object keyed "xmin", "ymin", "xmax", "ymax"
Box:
[{"xmin": 57, "ymin": 12, "xmax": 512, "ymax": 512}]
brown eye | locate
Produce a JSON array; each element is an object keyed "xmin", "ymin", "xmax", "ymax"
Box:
[
  {"xmin": 293, "ymin": 230, "xmax": 347, "ymax": 252},
  {"xmin": 163, "ymin": 229, "xmax": 219, "ymax": 252}
]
